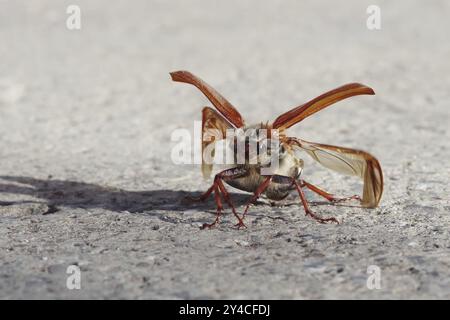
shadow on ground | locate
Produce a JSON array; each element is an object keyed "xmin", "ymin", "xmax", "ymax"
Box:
[{"xmin": 0, "ymin": 176, "xmax": 254, "ymax": 214}]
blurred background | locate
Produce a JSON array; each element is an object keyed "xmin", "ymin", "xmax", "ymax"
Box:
[
  {"xmin": 0, "ymin": 0, "xmax": 449, "ymax": 299},
  {"xmin": 0, "ymin": 0, "xmax": 448, "ymax": 188}
]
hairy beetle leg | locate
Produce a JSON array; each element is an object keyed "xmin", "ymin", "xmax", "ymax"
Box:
[
  {"xmin": 191, "ymin": 168, "xmax": 246, "ymax": 229},
  {"xmin": 295, "ymin": 180, "xmax": 339, "ymax": 224},
  {"xmin": 304, "ymin": 209, "xmax": 340, "ymax": 224},
  {"xmin": 331, "ymin": 194, "xmax": 361, "ymax": 203},
  {"xmin": 233, "ymin": 220, "xmax": 248, "ymax": 230},
  {"xmin": 200, "ymin": 184, "xmax": 222, "ymax": 229},
  {"xmin": 301, "ymin": 180, "xmax": 361, "ymax": 204}
]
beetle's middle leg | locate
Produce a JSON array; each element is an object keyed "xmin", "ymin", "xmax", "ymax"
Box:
[
  {"xmin": 242, "ymin": 175, "xmax": 339, "ymax": 224},
  {"xmin": 301, "ymin": 180, "xmax": 361, "ymax": 204},
  {"xmin": 242, "ymin": 175, "xmax": 294, "ymax": 220},
  {"xmin": 241, "ymin": 176, "xmax": 273, "ymax": 222}
]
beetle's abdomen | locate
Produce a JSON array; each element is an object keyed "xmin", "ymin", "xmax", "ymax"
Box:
[
  {"xmin": 224, "ymin": 165, "xmax": 264, "ymax": 193},
  {"xmin": 224, "ymin": 166, "xmax": 293, "ymax": 200},
  {"xmin": 224, "ymin": 151, "xmax": 303, "ymax": 201}
]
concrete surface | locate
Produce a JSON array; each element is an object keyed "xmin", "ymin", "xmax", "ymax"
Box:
[{"xmin": 0, "ymin": 0, "xmax": 449, "ymax": 299}]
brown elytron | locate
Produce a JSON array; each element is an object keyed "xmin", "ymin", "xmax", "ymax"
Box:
[{"xmin": 170, "ymin": 70, "xmax": 383, "ymax": 229}]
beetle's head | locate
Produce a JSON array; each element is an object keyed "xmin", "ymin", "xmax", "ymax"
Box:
[{"xmin": 229, "ymin": 123, "xmax": 283, "ymax": 166}]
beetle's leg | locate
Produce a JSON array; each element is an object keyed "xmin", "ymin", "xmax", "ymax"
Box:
[
  {"xmin": 242, "ymin": 176, "xmax": 272, "ymax": 222},
  {"xmin": 186, "ymin": 184, "xmax": 215, "ymax": 202},
  {"xmin": 301, "ymin": 180, "xmax": 361, "ymax": 203},
  {"xmin": 241, "ymin": 174, "xmax": 294, "ymax": 221},
  {"xmin": 215, "ymin": 167, "xmax": 249, "ymax": 227},
  {"xmin": 294, "ymin": 180, "xmax": 339, "ymax": 224},
  {"xmin": 215, "ymin": 178, "xmax": 245, "ymax": 229},
  {"xmin": 200, "ymin": 184, "xmax": 223, "ymax": 229},
  {"xmin": 189, "ymin": 167, "xmax": 248, "ymax": 228},
  {"xmin": 188, "ymin": 167, "xmax": 247, "ymax": 202},
  {"xmin": 241, "ymin": 175, "xmax": 339, "ymax": 224}
]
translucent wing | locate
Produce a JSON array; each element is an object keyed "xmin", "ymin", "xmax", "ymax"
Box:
[
  {"xmin": 273, "ymin": 83, "xmax": 374, "ymax": 129},
  {"xmin": 201, "ymin": 107, "xmax": 233, "ymax": 178},
  {"xmin": 290, "ymin": 138, "xmax": 383, "ymax": 207},
  {"xmin": 170, "ymin": 70, "xmax": 245, "ymax": 128}
]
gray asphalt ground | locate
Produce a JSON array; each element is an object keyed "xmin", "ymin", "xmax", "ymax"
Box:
[{"xmin": 0, "ymin": 0, "xmax": 449, "ymax": 299}]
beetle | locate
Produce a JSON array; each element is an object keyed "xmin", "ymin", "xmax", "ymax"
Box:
[{"xmin": 170, "ymin": 70, "xmax": 383, "ymax": 229}]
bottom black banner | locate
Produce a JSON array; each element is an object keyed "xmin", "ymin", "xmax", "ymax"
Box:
[{"xmin": 1, "ymin": 300, "xmax": 446, "ymax": 318}]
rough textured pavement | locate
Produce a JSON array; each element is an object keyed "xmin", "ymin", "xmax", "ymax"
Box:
[{"xmin": 0, "ymin": 0, "xmax": 449, "ymax": 299}]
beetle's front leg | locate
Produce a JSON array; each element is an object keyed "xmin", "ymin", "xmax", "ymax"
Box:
[
  {"xmin": 200, "ymin": 184, "xmax": 223, "ymax": 229},
  {"xmin": 188, "ymin": 167, "xmax": 247, "ymax": 229}
]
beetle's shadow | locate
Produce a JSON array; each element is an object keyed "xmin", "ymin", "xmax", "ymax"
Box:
[
  {"xmin": 0, "ymin": 175, "xmax": 252, "ymax": 215},
  {"xmin": 0, "ymin": 175, "xmax": 360, "ymax": 218}
]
